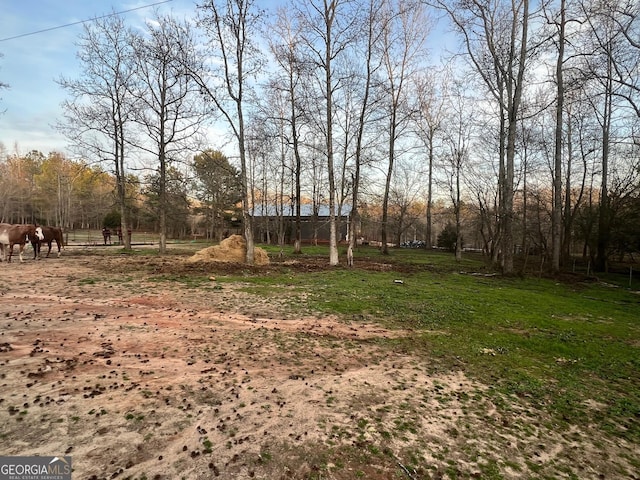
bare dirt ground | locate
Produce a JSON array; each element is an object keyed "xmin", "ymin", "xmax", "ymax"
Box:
[{"xmin": 0, "ymin": 248, "xmax": 637, "ymax": 480}]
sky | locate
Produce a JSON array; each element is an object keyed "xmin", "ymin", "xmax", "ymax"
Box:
[
  {"xmin": 0, "ymin": 0, "xmax": 198, "ymax": 158},
  {"xmin": 0, "ymin": 0, "xmax": 455, "ymax": 160}
]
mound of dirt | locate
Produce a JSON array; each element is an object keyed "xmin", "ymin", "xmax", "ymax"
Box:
[{"xmin": 188, "ymin": 234, "xmax": 270, "ymax": 265}]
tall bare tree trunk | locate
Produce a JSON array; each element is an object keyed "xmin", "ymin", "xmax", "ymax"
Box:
[
  {"xmin": 552, "ymin": 0, "xmax": 566, "ymax": 273},
  {"xmin": 194, "ymin": 0, "xmax": 260, "ymax": 264},
  {"xmin": 596, "ymin": 61, "xmax": 613, "ymax": 272},
  {"xmin": 324, "ymin": 1, "xmax": 339, "ymax": 266},
  {"xmin": 503, "ymin": 0, "xmax": 529, "ymax": 275},
  {"xmin": 426, "ymin": 130, "xmax": 435, "ymax": 249},
  {"xmin": 455, "ymin": 162, "xmax": 462, "ymax": 262},
  {"xmin": 348, "ymin": 1, "xmax": 382, "ymax": 266},
  {"xmin": 158, "ymin": 140, "xmax": 167, "ymax": 254},
  {"xmin": 116, "ymin": 120, "xmax": 131, "ymax": 249},
  {"xmin": 381, "ymin": 111, "xmax": 397, "ymax": 255},
  {"xmin": 436, "ymin": 0, "xmax": 530, "ymax": 275}
]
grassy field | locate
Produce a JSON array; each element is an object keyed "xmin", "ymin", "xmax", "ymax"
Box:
[{"xmin": 211, "ymin": 245, "xmax": 640, "ymax": 452}]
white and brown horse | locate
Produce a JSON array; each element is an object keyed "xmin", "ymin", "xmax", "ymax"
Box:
[
  {"xmin": 30, "ymin": 225, "xmax": 64, "ymax": 259},
  {"xmin": 0, "ymin": 223, "xmax": 44, "ymax": 263}
]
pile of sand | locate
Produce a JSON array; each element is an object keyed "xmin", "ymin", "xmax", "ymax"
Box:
[{"xmin": 188, "ymin": 234, "xmax": 270, "ymax": 265}]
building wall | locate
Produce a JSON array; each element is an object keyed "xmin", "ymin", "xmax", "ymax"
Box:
[{"xmin": 253, "ymin": 216, "xmax": 349, "ymax": 244}]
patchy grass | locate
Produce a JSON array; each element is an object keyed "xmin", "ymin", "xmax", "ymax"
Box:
[
  {"xmin": 81, "ymin": 242, "xmax": 640, "ymax": 446},
  {"xmin": 4, "ymin": 244, "xmax": 638, "ymax": 479},
  {"xmin": 228, "ymin": 245, "xmax": 640, "ymax": 446}
]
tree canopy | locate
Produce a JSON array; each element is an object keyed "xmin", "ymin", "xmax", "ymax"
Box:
[{"xmin": 1, "ymin": 0, "xmax": 638, "ymax": 270}]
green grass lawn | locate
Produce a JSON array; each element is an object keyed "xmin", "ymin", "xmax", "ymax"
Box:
[{"xmin": 226, "ymin": 245, "xmax": 640, "ymax": 446}]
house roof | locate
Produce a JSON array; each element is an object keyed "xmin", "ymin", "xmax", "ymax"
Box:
[{"xmin": 250, "ymin": 204, "xmax": 352, "ymax": 217}]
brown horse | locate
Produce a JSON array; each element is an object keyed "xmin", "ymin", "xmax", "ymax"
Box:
[
  {"xmin": 30, "ymin": 226, "xmax": 64, "ymax": 259},
  {"xmin": 0, "ymin": 223, "xmax": 44, "ymax": 263}
]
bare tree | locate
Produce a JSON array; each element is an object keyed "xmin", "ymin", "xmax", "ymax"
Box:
[
  {"xmin": 294, "ymin": 0, "xmax": 360, "ymax": 265},
  {"xmin": 379, "ymin": 0, "xmax": 430, "ymax": 255},
  {"xmin": 193, "ymin": 0, "xmax": 264, "ymax": 265},
  {"xmin": 604, "ymin": 0, "xmax": 640, "ymax": 117},
  {"xmin": 268, "ymin": 7, "xmax": 308, "ymax": 253},
  {"xmin": 252, "ymin": 93, "xmax": 292, "ymax": 247},
  {"xmin": 542, "ymin": 0, "xmax": 593, "ymax": 272},
  {"xmin": 466, "ymin": 159, "xmax": 500, "ymax": 257},
  {"xmin": 434, "ymin": 0, "xmax": 532, "ymax": 274},
  {"xmin": 563, "ymin": 92, "xmax": 598, "ymax": 261},
  {"xmin": 580, "ymin": 0, "xmax": 629, "ymax": 271},
  {"xmin": 130, "ymin": 13, "xmax": 204, "ymax": 254},
  {"xmin": 549, "ymin": 0, "xmax": 568, "ymax": 272},
  {"xmin": 57, "ymin": 14, "xmax": 136, "ymax": 246},
  {"xmin": 442, "ymin": 80, "xmax": 474, "ymax": 261},
  {"xmin": 413, "ymin": 71, "xmax": 446, "ymax": 249},
  {"xmin": 345, "ymin": 0, "xmax": 386, "ymax": 266},
  {"xmin": 388, "ymin": 159, "xmax": 425, "ymax": 247},
  {"xmin": 305, "ymin": 139, "xmax": 328, "ymax": 246}
]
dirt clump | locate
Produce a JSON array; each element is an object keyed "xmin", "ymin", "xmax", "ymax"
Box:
[{"xmin": 188, "ymin": 234, "xmax": 270, "ymax": 265}]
